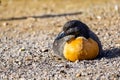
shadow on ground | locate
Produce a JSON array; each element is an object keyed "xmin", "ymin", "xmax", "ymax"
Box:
[
  {"xmin": 103, "ymin": 48, "xmax": 120, "ymax": 59},
  {"xmin": 0, "ymin": 11, "xmax": 82, "ymax": 21}
]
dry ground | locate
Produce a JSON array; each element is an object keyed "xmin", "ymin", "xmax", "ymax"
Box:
[{"xmin": 0, "ymin": 0, "xmax": 120, "ymax": 80}]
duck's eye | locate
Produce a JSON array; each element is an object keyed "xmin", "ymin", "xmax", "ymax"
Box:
[
  {"xmin": 65, "ymin": 26, "xmax": 80, "ymax": 34},
  {"xmin": 65, "ymin": 28, "xmax": 75, "ymax": 35}
]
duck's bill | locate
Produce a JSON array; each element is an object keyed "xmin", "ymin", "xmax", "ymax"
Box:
[
  {"xmin": 55, "ymin": 31, "xmax": 75, "ymax": 42},
  {"xmin": 55, "ymin": 31, "xmax": 66, "ymax": 40}
]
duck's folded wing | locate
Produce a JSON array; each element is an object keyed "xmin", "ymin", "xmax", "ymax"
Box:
[{"xmin": 89, "ymin": 30, "xmax": 104, "ymax": 57}]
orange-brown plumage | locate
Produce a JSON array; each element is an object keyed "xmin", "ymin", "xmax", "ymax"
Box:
[{"xmin": 63, "ymin": 37, "xmax": 99, "ymax": 61}]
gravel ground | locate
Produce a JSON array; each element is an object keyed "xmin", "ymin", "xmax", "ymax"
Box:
[{"xmin": 0, "ymin": 1, "xmax": 120, "ymax": 80}]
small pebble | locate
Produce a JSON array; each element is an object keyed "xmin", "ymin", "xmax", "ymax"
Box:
[
  {"xmin": 114, "ymin": 5, "xmax": 119, "ymax": 11},
  {"xmin": 41, "ymin": 48, "xmax": 49, "ymax": 52},
  {"xmin": 19, "ymin": 78, "xmax": 26, "ymax": 80},
  {"xmin": 64, "ymin": 64, "xmax": 70, "ymax": 68},
  {"xmin": 25, "ymin": 55, "xmax": 33, "ymax": 61},
  {"xmin": 60, "ymin": 70, "xmax": 67, "ymax": 74},
  {"xmin": 19, "ymin": 47, "xmax": 25, "ymax": 51},
  {"xmin": 76, "ymin": 73, "xmax": 81, "ymax": 77},
  {"xmin": 33, "ymin": 56, "xmax": 39, "ymax": 61},
  {"xmin": 3, "ymin": 22, "xmax": 9, "ymax": 26},
  {"xmin": 96, "ymin": 16, "xmax": 102, "ymax": 20}
]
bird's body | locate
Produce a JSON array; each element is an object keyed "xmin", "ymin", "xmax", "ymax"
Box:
[
  {"xmin": 63, "ymin": 37, "xmax": 99, "ymax": 61},
  {"xmin": 53, "ymin": 20, "xmax": 103, "ymax": 61}
]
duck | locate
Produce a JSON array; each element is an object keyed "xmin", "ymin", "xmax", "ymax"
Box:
[{"xmin": 53, "ymin": 20, "xmax": 103, "ymax": 61}]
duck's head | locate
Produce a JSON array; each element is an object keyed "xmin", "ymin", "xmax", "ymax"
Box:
[{"xmin": 55, "ymin": 20, "xmax": 90, "ymax": 41}]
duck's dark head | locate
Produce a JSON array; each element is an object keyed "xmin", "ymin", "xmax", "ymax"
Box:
[
  {"xmin": 63, "ymin": 20, "xmax": 89, "ymax": 38},
  {"xmin": 55, "ymin": 20, "xmax": 90, "ymax": 41}
]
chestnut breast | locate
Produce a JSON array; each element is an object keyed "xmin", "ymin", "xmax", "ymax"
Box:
[{"xmin": 63, "ymin": 37, "xmax": 99, "ymax": 62}]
